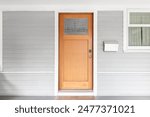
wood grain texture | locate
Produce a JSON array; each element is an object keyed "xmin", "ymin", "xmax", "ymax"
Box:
[
  {"xmin": 59, "ymin": 13, "xmax": 93, "ymax": 90},
  {"xmin": 64, "ymin": 40, "xmax": 88, "ymax": 82}
]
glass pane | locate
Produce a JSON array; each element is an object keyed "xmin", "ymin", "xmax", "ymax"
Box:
[
  {"xmin": 129, "ymin": 27, "xmax": 142, "ymax": 46},
  {"xmin": 130, "ymin": 13, "xmax": 142, "ymax": 24},
  {"xmin": 64, "ymin": 18, "xmax": 88, "ymax": 35},
  {"xmin": 130, "ymin": 12, "xmax": 150, "ymax": 24},
  {"xmin": 142, "ymin": 27, "xmax": 150, "ymax": 46}
]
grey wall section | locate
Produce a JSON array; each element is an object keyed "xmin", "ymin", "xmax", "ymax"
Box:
[
  {"xmin": 98, "ymin": 73, "xmax": 150, "ymax": 96},
  {"xmin": 1, "ymin": 11, "xmax": 55, "ymax": 96},
  {"xmin": 3, "ymin": 11, "xmax": 55, "ymax": 72},
  {"xmin": 98, "ymin": 11, "xmax": 150, "ymax": 96},
  {"xmin": 0, "ymin": 73, "xmax": 54, "ymax": 96},
  {"xmin": 98, "ymin": 11, "xmax": 150, "ymax": 72}
]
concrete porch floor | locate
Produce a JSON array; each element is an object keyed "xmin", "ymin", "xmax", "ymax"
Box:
[{"xmin": 0, "ymin": 96, "xmax": 150, "ymax": 100}]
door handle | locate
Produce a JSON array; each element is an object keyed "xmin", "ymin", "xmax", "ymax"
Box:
[{"xmin": 89, "ymin": 49, "xmax": 92, "ymax": 58}]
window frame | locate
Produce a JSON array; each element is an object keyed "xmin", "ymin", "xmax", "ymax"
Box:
[{"xmin": 124, "ymin": 9, "xmax": 150, "ymax": 52}]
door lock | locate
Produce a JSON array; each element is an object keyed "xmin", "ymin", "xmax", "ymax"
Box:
[{"xmin": 89, "ymin": 49, "xmax": 92, "ymax": 58}]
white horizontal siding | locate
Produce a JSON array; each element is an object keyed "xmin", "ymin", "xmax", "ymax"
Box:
[
  {"xmin": 98, "ymin": 73, "xmax": 150, "ymax": 96},
  {"xmin": 98, "ymin": 53, "xmax": 150, "ymax": 72},
  {"xmin": 98, "ymin": 11, "xmax": 150, "ymax": 72},
  {"xmin": 97, "ymin": 11, "xmax": 150, "ymax": 96},
  {"xmin": 0, "ymin": 73, "xmax": 54, "ymax": 96},
  {"xmin": 0, "ymin": 11, "xmax": 55, "ymax": 96},
  {"xmin": 3, "ymin": 11, "xmax": 55, "ymax": 72}
]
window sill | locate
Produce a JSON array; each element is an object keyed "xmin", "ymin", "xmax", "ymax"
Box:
[{"xmin": 124, "ymin": 46, "xmax": 150, "ymax": 52}]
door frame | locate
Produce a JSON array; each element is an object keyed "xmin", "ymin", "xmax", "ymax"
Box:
[{"xmin": 54, "ymin": 10, "xmax": 97, "ymax": 96}]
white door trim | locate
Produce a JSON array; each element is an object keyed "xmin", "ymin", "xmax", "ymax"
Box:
[{"xmin": 54, "ymin": 10, "xmax": 98, "ymax": 96}]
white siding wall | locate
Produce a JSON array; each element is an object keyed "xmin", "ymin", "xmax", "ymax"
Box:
[
  {"xmin": 3, "ymin": 11, "xmax": 55, "ymax": 72},
  {"xmin": 98, "ymin": 73, "xmax": 150, "ymax": 96},
  {"xmin": 0, "ymin": 11, "xmax": 55, "ymax": 96},
  {"xmin": 97, "ymin": 11, "xmax": 150, "ymax": 96},
  {"xmin": 0, "ymin": 73, "xmax": 54, "ymax": 96}
]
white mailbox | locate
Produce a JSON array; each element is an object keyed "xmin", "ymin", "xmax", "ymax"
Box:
[{"xmin": 104, "ymin": 41, "xmax": 119, "ymax": 52}]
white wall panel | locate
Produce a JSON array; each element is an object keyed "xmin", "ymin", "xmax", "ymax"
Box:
[
  {"xmin": 98, "ymin": 73, "xmax": 150, "ymax": 96},
  {"xmin": 3, "ymin": 11, "xmax": 55, "ymax": 72},
  {"xmin": 98, "ymin": 11, "xmax": 150, "ymax": 72},
  {"xmin": 0, "ymin": 11, "xmax": 55, "ymax": 96},
  {"xmin": 97, "ymin": 11, "xmax": 150, "ymax": 96},
  {"xmin": 0, "ymin": 73, "xmax": 54, "ymax": 96}
]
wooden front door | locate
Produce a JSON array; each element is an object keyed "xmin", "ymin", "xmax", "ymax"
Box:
[{"xmin": 59, "ymin": 13, "xmax": 93, "ymax": 90}]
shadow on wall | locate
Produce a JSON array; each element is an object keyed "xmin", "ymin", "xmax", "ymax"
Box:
[{"xmin": 0, "ymin": 73, "xmax": 17, "ymax": 98}]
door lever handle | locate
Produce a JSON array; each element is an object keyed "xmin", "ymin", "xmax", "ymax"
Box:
[{"xmin": 89, "ymin": 49, "xmax": 92, "ymax": 58}]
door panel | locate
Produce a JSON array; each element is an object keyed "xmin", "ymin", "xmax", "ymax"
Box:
[
  {"xmin": 64, "ymin": 40, "xmax": 88, "ymax": 82},
  {"xmin": 59, "ymin": 13, "xmax": 93, "ymax": 90}
]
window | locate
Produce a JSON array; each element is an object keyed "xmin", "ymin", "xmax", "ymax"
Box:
[
  {"xmin": 64, "ymin": 18, "xmax": 88, "ymax": 35},
  {"xmin": 126, "ymin": 10, "xmax": 150, "ymax": 52}
]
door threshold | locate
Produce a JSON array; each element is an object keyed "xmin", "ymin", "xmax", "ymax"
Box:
[{"xmin": 58, "ymin": 90, "xmax": 94, "ymax": 96}]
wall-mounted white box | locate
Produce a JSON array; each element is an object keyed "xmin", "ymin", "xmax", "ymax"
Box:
[{"xmin": 104, "ymin": 41, "xmax": 119, "ymax": 52}]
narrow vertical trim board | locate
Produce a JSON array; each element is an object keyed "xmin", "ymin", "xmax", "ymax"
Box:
[
  {"xmin": 93, "ymin": 11, "xmax": 97, "ymax": 96},
  {"xmin": 54, "ymin": 11, "xmax": 59, "ymax": 96},
  {"xmin": 0, "ymin": 11, "xmax": 2, "ymax": 72}
]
